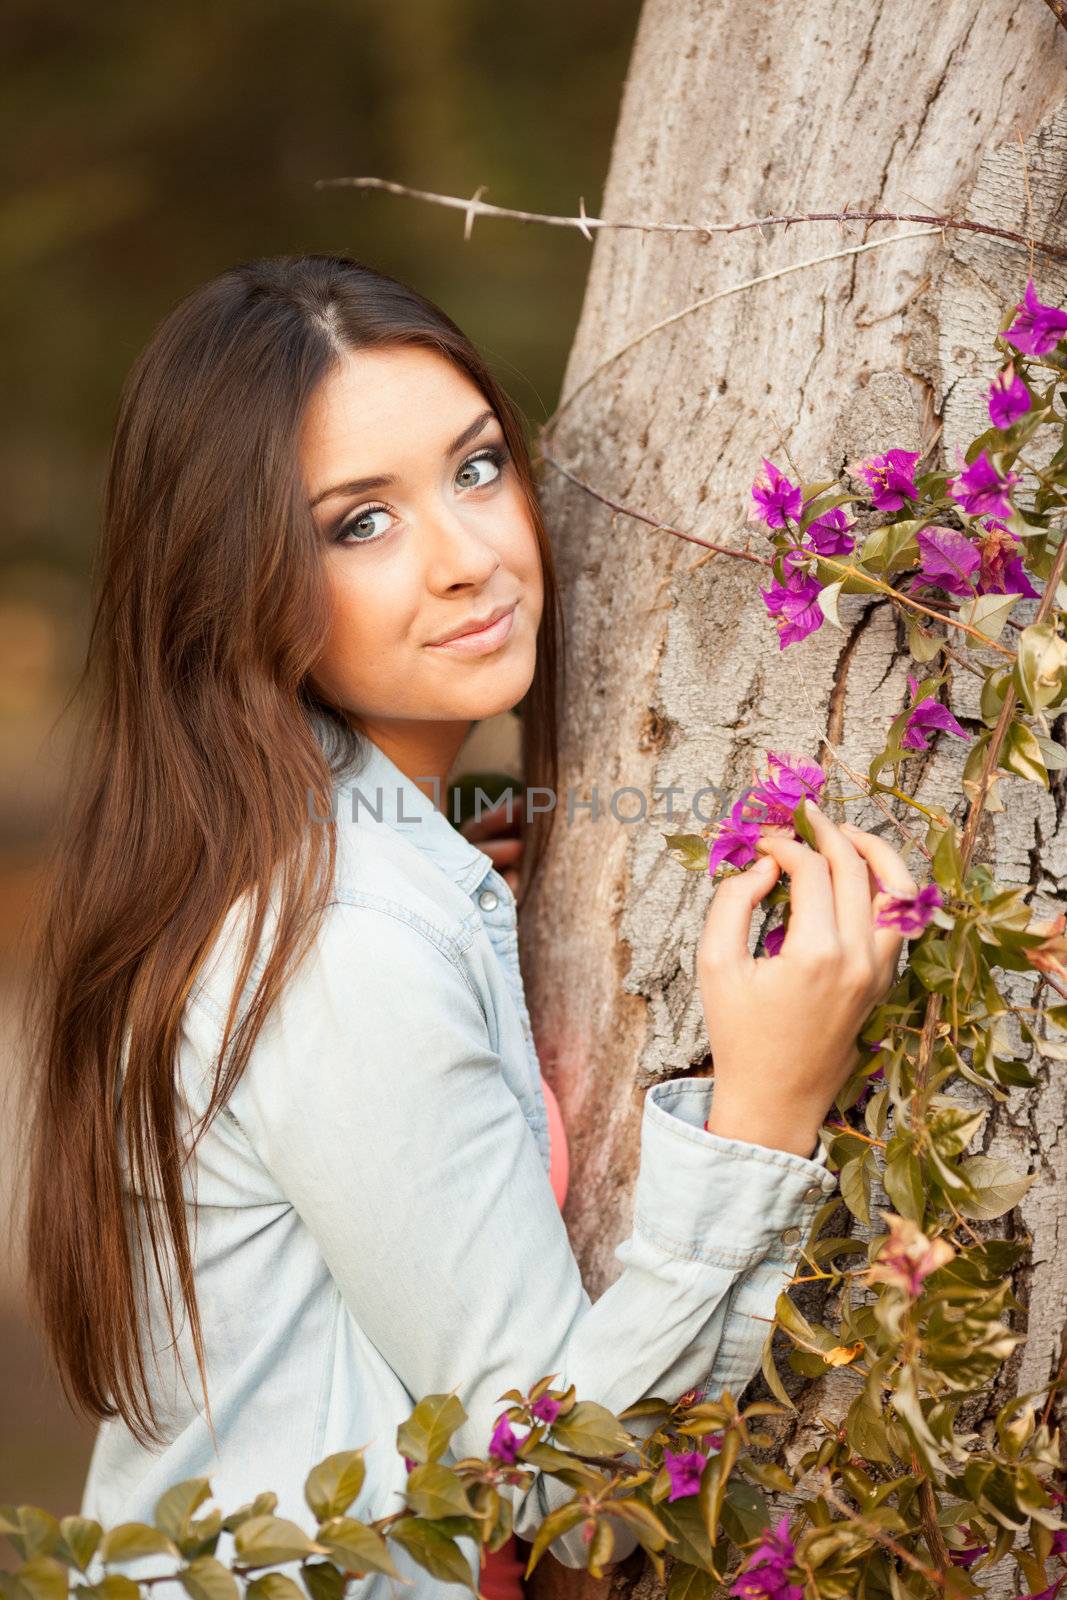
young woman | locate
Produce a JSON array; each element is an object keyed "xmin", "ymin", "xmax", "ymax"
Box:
[{"xmin": 22, "ymin": 255, "xmax": 918, "ymax": 1598}]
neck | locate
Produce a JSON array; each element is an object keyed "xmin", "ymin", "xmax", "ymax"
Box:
[{"xmin": 350, "ymin": 717, "xmax": 473, "ymax": 813}]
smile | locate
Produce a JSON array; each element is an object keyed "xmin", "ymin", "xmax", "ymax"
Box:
[{"xmin": 425, "ymin": 601, "xmax": 518, "ymax": 657}]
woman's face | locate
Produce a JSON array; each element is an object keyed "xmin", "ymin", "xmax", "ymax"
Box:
[{"xmin": 301, "ymin": 344, "xmax": 543, "ymax": 759}]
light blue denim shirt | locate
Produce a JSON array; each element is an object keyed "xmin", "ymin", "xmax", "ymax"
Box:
[{"xmin": 80, "ymin": 710, "xmax": 837, "ymax": 1595}]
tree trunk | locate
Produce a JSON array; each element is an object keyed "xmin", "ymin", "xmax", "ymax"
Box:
[{"xmin": 522, "ymin": 4, "xmax": 1067, "ymax": 1594}]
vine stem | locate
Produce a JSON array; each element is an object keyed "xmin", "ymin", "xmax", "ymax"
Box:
[
  {"xmin": 540, "ymin": 450, "xmax": 1019, "ymax": 655},
  {"xmin": 818, "ymin": 1479, "xmax": 947, "ymax": 1591}
]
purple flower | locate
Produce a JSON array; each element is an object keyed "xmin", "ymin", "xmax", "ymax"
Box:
[
  {"xmin": 530, "ymin": 1394, "xmax": 562, "ymax": 1424},
  {"xmin": 729, "ymin": 1516, "xmax": 803, "ymax": 1600},
  {"xmin": 488, "ymin": 1413, "xmax": 525, "ymax": 1464},
  {"xmin": 975, "ymin": 518, "xmax": 1041, "ymax": 599},
  {"xmin": 1002, "ymin": 277, "xmax": 1067, "ymax": 356},
  {"xmin": 987, "ymin": 364, "xmax": 1031, "ymax": 429},
  {"xmin": 746, "ymin": 750, "xmax": 826, "ymax": 827},
  {"xmin": 708, "ymin": 794, "xmax": 762, "ymax": 876},
  {"xmin": 1050, "ymin": 1530, "xmax": 1067, "ymax": 1557},
  {"xmin": 751, "ymin": 459, "xmax": 804, "ymax": 528},
  {"xmin": 949, "ymin": 1543, "xmax": 990, "ymax": 1570},
  {"xmin": 859, "ymin": 449, "xmax": 919, "ymax": 511},
  {"xmin": 1009, "ymin": 1581, "xmax": 1065, "ymax": 1600},
  {"xmin": 763, "ymin": 923, "xmax": 785, "ymax": 958},
  {"xmin": 912, "ymin": 525, "xmax": 980, "ymax": 597},
  {"xmin": 875, "ymin": 881, "xmax": 943, "ymax": 936},
  {"xmin": 664, "ymin": 1447, "xmax": 708, "ymax": 1502},
  {"xmin": 948, "ymin": 450, "xmax": 1019, "ymax": 519},
  {"xmin": 403, "ymin": 1455, "xmax": 417, "ymax": 1472},
  {"xmin": 760, "ymin": 548, "xmax": 824, "ymax": 649},
  {"xmin": 901, "ymin": 695, "xmax": 971, "ymax": 751},
  {"xmin": 803, "ymin": 505, "xmax": 855, "ymax": 556}
]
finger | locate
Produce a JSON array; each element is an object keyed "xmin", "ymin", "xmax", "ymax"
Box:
[
  {"xmin": 480, "ymin": 838, "xmax": 522, "ymax": 870},
  {"xmin": 838, "ymin": 822, "xmax": 919, "ymax": 968},
  {"xmin": 804, "ymin": 802, "xmax": 876, "ymax": 967},
  {"xmin": 751, "ymin": 832, "xmax": 837, "ymax": 951},
  {"xmin": 699, "ymin": 854, "xmax": 781, "ymax": 971}
]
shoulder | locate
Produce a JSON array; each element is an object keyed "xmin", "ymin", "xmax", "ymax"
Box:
[{"xmin": 187, "ymin": 822, "xmax": 483, "ymax": 1034}]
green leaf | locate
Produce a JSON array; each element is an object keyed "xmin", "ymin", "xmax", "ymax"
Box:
[
  {"xmin": 2, "ymin": 1511, "xmax": 60, "ymax": 1563},
  {"xmin": 1014, "ymin": 621, "xmax": 1067, "ymax": 712},
  {"xmin": 299, "ymin": 1563, "xmax": 345, "ymax": 1600},
  {"xmin": 906, "ymin": 614, "xmax": 943, "ymax": 663},
  {"xmin": 550, "ymin": 1400, "xmax": 632, "ymax": 1457},
  {"xmin": 6, "ymin": 1561, "xmax": 68, "ymax": 1600},
  {"xmin": 958, "ymin": 591, "xmax": 1022, "ymax": 644},
  {"xmin": 99, "ymin": 1525, "xmax": 178, "ymax": 1565},
  {"xmin": 232, "ymin": 1518, "xmax": 316, "ymax": 1570},
  {"xmin": 154, "ymin": 1482, "xmax": 212, "ymax": 1545},
  {"xmin": 931, "ymin": 825, "xmax": 964, "ymax": 894},
  {"xmin": 315, "ymin": 1518, "xmax": 400, "ymax": 1580},
  {"xmin": 176, "ymin": 1557, "xmax": 239, "ymax": 1600},
  {"xmin": 389, "ymin": 1517, "xmax": 478, "ymax": 1593},
  {"xmin": 817, "ymin": 579, "xmax": 845, "ymax": 629},
  {"xmin": 245, "ymin": 1577, "xmax": 305, "ymax": 1600},
  {"xmin": 395, "ymin": 1394, "xmax": 467, "ymax": 1467},
  {"xmin": 910, "ymin": 938, "xmax": 956, "ymax": 995},
  {"xmin": 402, "ymin": 1464, "xmax": 473, "ymax": 1522},
  {"xmin": 666, "ymin": 1559, "xmax": 719, "ymax": 1598},
  {"xmin": 56, "ymin": 1520, "xmax": 101, "ymax": 1574},
  {"xmin": 956, "ymin": 1155, "xmax": 1035, "ymax": 1219},
  {"xmin": 303, "ymin": 1453, "xmax": 366, "ymax": 1524},
  {"xmin": 845, "ymin": 1392, "xmax": 894, "ymax": 1466},
  {"xmin": 76, "ymin": 1578, "xmax": 140, "ymax": 1600},
  {"xmin": 760, "ymin": 1328, "xmax": 796, "ymax": 1411},
  {"xmin": 839, "ymin": 1154, "xmax": 872, "ymax": 1224},
  {"xmin": 662, "ymin": 832, "xmax": 711, "ymax": 872},
  {"xmin": 791, "ymin": 796, "xmax": 817, "ymax": 849},
  {"xmin": 1000, "ymin": 721, "xmax": 1049, "ymax": 787},
  {"xmin": 883, "ymin": 1141, "xmax": 924, "ymax": 1222}
]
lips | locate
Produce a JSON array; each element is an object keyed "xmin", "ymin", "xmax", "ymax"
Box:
[
  {"xmin": 427, "ymin": 600, "xmax": 517, "ymax": 647},
  {"xmin": 424, "ymin": 600, "xmax": 518, "ymax": 657}
]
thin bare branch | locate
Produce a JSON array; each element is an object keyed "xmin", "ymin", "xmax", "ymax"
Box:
[{"xmin": 314, "ymin": 175, "xmax": 1067, "ymax": 265}]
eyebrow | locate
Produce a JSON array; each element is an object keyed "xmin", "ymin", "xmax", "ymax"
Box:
[{"xmin": 309, "ymin": 407, "xmax": 498, "ymax": 509}]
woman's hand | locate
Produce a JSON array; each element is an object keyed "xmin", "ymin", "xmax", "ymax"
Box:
[
  {"xmin": 459, "ymin": 794, "xmax": 523, "ymax": 896},
  {"xmin": 697, "ymin": 802, "xmax": 918, "ymax": 1158}
]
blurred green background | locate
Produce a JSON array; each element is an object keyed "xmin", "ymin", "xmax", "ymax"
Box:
[{"xmin": 0, "ymin": 0, "xmax": 640, "ymax": 1518}]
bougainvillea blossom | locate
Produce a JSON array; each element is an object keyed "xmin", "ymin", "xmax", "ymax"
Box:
[
  {"xmin": 729, "ymin": 1516, "xmax": 803, "ymax": 1600},
  {"xmin": 751, "ymin": 458, "xmax": 804, "ymax": 528},
  {"xmin": 948, "ymin": 450, "xmax": 1018, "ymax": 519},
  {"xmin": 859, "ymin": 448, "xmax": 919, "ymax": 511},
  {"xmin": 865, "ymin": 1213, "xmax": 955, "ymax": 1298},
  {"xmin": 987, "ymin": 364, "xmax": 1031, "ymax": 429},
  {"xmin": 663, "ymin": 1446, "xmax": 708, "ymax": 1501},
  {"xmin": 760, "ymin": 548, "xmax": 824, "ymax": 649},
  {"xmin": 874, "ymin": 881, "xmax": 944, "ymax": 936},
  {"xmin": 1001, "ymin": 277, "xmax": 1067, "ymax": 356},
  {"xmin": 975, "ymin": 518, "xmax": 1041, "ymax": 598},
  {"xmin": 803, "ymin": 504, "xmax": 855, "ymax": 556}
]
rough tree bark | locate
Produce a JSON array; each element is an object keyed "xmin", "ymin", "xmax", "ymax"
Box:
[{"xmin": 522, "ymin": 4, "xmax": 1067, "ymax": 1595}]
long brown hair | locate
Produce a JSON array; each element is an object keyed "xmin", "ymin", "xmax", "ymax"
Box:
[{"xmin": 20, "ymin": 254, "xmax": 564, "ymax": 1446}]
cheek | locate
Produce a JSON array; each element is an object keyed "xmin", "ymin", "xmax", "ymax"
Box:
[{"xmin": 315, "ymin": 559, "xmax": 415, "ymax": 690}]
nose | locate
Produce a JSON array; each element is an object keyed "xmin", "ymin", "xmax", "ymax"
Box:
[{"xmin": 422, "ymin": 499, "xmax": 502, "ymax": 592}]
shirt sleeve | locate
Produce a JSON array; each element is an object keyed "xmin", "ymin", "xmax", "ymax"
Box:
[{"xmin": 229, "ymin": 901, "xmax": 837, "ymax": 1570}]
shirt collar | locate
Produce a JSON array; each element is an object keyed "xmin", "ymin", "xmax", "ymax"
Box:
[{"xmin": 308, "ymin": 706, "xmax": 496, "ymax": 893}]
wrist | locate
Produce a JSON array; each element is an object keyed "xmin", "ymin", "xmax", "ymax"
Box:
[{"xmin": 704, "ymin": 1093, "xmax": 825, "ymax": 1160}]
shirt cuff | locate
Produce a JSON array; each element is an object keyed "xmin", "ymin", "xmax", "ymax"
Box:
[{"xmin": 631, "ymin": 1077, "xmax": 838, "ymax": 1270}]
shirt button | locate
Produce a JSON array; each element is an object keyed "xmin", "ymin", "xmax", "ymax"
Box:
[
  {"xmin": 781, "ymin": 1226, "xmax": 802, "ymax": 1246},
  {"xmin": 802, "ymin": 1184, "xmax": 824, "ymax": 1204},
  {"xmin": 478, "ymin": 888, "xmax": 499, "ymax": 912}
]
